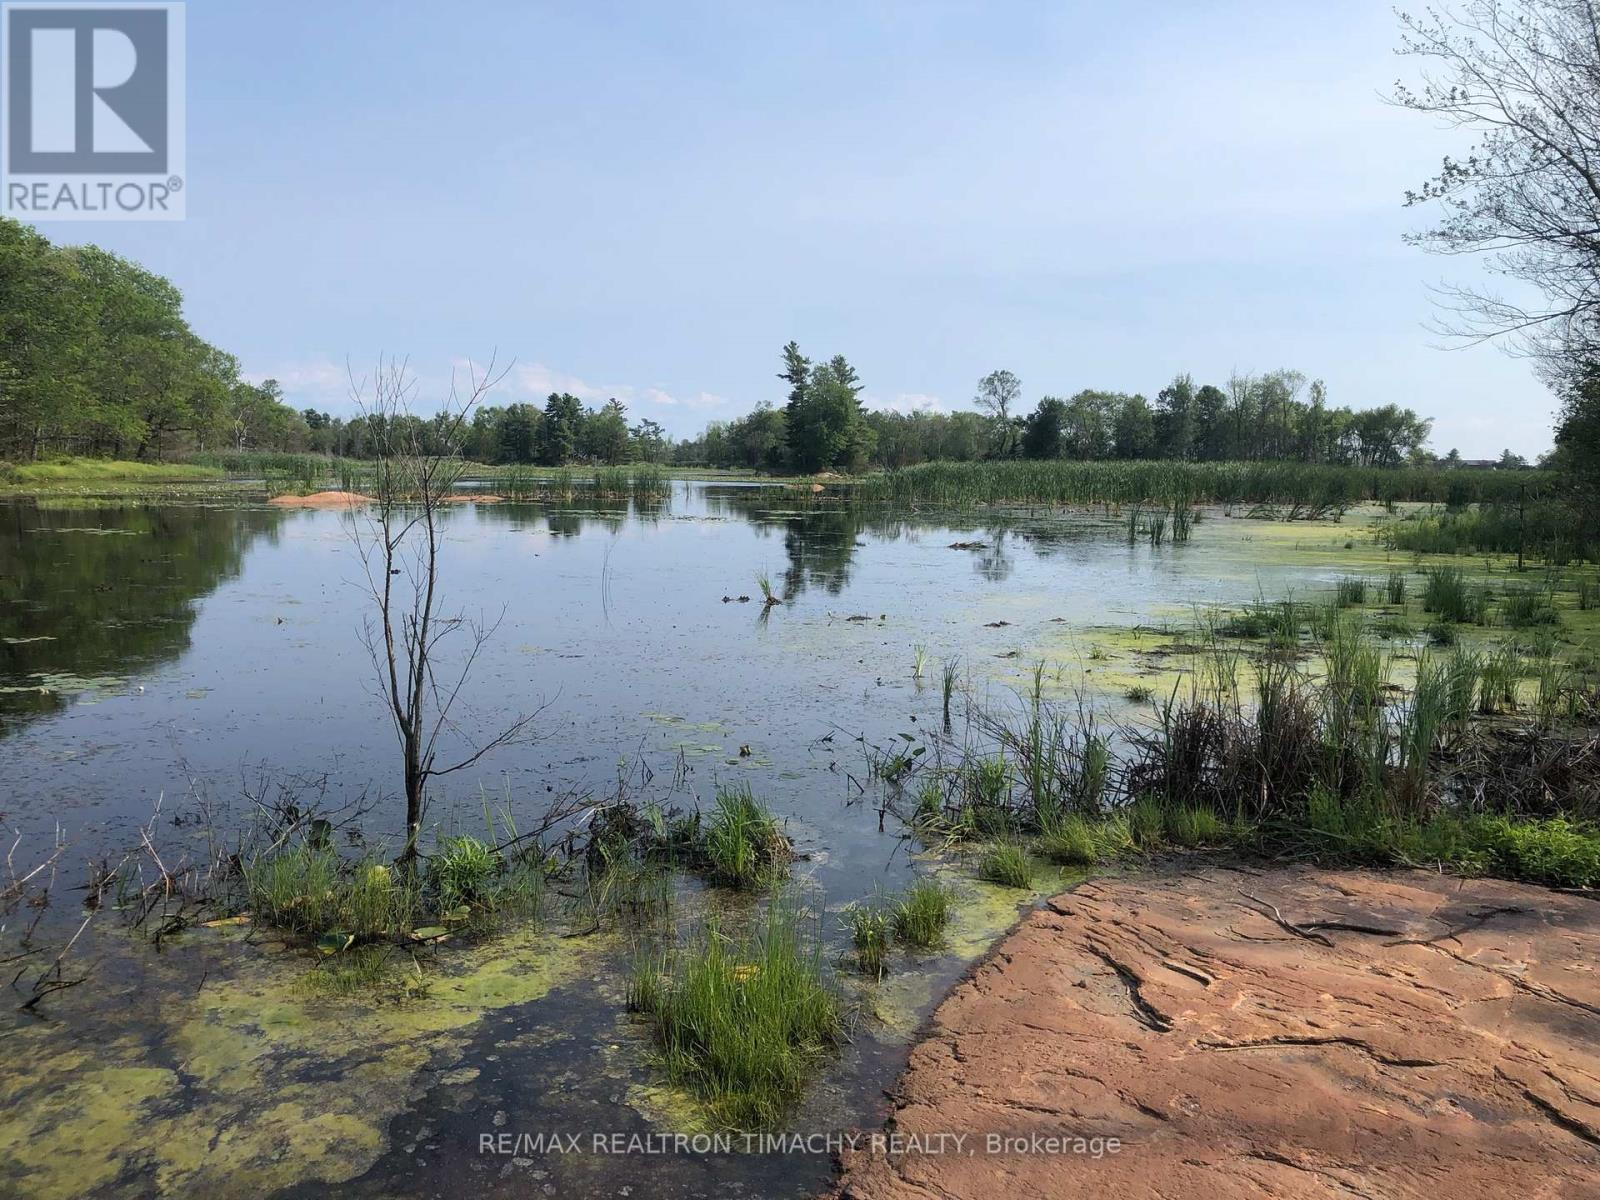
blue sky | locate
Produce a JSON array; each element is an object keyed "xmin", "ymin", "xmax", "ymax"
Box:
[{"xmin": 55, "ymin": 1, "xmax": 1557, "ymax": 456}]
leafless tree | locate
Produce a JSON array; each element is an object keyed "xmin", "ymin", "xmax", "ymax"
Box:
[
  {"xmin": 1394, "ymin": 0, "xmax": 1600, "ymax": 367},
  {"xmin": 347, "ymin": 355, "xmax": 541, "ymax": 866}
]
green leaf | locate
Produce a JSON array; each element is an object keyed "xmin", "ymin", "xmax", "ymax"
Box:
[{"xmin": 315, "ymin": 931, "xmax": 353, "ymax": 956}]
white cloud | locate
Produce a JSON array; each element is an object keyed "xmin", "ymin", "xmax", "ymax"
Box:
[
  {"xmin": 244, "ymin": 358, "xmax": 348, "ymax": 397},
  {"xmin": 867, "ymin": 391, "xmax": 948, "ymax": 415},
  {"xmin": 510, "ymin": 362, "xmax": 615, "ymax": 404},
  {"xmin": 507, "ymin": 364, "xmax": 740, "ymax": 422}
]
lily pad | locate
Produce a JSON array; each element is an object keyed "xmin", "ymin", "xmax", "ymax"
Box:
[
  {"xmin": 409, "ymin": 926, "xmax": 450, "ymax": 942},
  {"xmin": 315, "ymin": 931, "xmax": 354, "ymax": 956}
]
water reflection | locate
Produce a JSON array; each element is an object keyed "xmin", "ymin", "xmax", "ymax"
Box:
[
  {"xmin": 0, "ymin": 500, "xmax": 285, "ymax": 736},
  {"xmin": 0, "ymin": 483, "xmax": 1123, "ymax": 745}
]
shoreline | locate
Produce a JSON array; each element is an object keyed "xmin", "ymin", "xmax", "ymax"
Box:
[{"xmin": 829, "ymin": 865, "xmax": 1600, "ymax": 1199}]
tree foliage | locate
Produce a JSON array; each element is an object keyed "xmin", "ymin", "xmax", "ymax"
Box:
[
  {"xmin": 0, "ymin": 218, "xmax": 301, "ymax": 461},
  {"xmin": 1394, "ymin": 0, "xmax": 1600, "ymax": 365}
]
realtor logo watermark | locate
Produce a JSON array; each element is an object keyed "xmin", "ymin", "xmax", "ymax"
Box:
[{"xmin": 2, "ymin": 1, "xmax": 185, "ymax": 219}]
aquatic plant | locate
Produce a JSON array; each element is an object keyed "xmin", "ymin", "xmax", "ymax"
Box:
[
  {"xmin": 847, "ymin": 459, "xmax": 1542, "ymax": 512},
  {"xmin": 1037, "ymin": 814, "xmax": 1098, "ymax": 864},
  {"xmin": 244, "ymin": 845, "xmax": 420, "ymax": 941},
  {"xmin": 1170, "ymin": 502, "xmax": 1195, "ymax": 543},
  {"xmin": 845, "ymin": 901, "xmax": 891, "ymax": 977},
  {"xmin": 1478, "ymin": 641, "xmax": 1523, "ymax": 713},
  {"xmin": 976, "ymin": 843, "xmax": 1032, "ymax": 888},
  {"xmin": 1335, "ymin": 576, "xmax": 1368, "ymax": 607},
  {"xmin": 941, "ymin": 658, "xmax": 960, "ymax": 729},
  {"xmin": 1499, "ymin": 583, "xmax": 1560, "ymax": 628},
  {"xmin": 1423, "ymin": 566, "xmax": 1487, "ymax": 624},
  {"xmin": 912, "ymin": 644, "xmax": 928, "ymax": 681},
  {"xmin": 626, "ymin": 899, "xmax": 846, "ymax": 1129},
  {"xmin": 701, "ymin": 784, "xmax": 789, "ymax": 889},
  {"xmin": 755, "ymin": 571, "xmax": 781, "ymax": 606},
  {"xmin": 1384, "ymin": 570, "xmax": 1408, "ymax": 606},
  {"xmin": 889, "ymin": 877, "xmax": 953, "ymax": 948},
  {"xmin": 428, "ymin": 834, "xmax": 499, "ymax": 911}
]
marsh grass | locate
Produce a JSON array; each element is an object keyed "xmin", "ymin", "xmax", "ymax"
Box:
[
  {"xmin": 755, "ymin": 571, "xmax": 781, "ymax": 606},
  {"xmin": 1321, "ymin": 613, "xmax": 1387, "ymax": 710},
  {"xmin": 849, "ymin": 460, "xmax": 1539, "ymax": 511},
  {"xmin": 889, "ymin": 878, "xmax": 953, "ymax": 948},
  {"xmin": 1385, "ymin": 570, "xmax": 1408, "ymax": 606},
  {"xmin": 245, "ymin": 846, "xmax": 421, "ymax": 940},
  {"xmin": 1037, "ymin": 813, "xmax": 1098, "ymax": 864},
  {"xmin": 626, "ymin": 899, "xmax": 846, "ymax": 1129},
  {"xmin": 299, "ymin": 944, "xmax": 428, "ymax": 1000},
  {"xmin": 976, "ymin": 843, "xmax": 1032, "ymax": 888},
  {"xmin": 1478, "ymin": 642, "xmax": 1523, "ymax": 713},
  {"xmin": 1424, "ymin": 567, "xmax": 1488, "ymax": 625},
  {"xmin": 700, "ymin": 784, "xmax": 789, "ymax": 889},
  {"xmin": 1499, "ymin": 583, "xmax": 1560, "ymax": 628},
  {"xmin": 845, "ymin": 901, "xmax": 891, "ymax": 977},
  {"xmin": 941, "ymin": 658, "xmax": 960, "ymax": 728},
  {"xmin": 429, "ymin": 834, "xmax": 499, "ymax": 911},
  {"xmin": 1335, "ymin": 576, "xmax": 1368, "ymax": 607}
]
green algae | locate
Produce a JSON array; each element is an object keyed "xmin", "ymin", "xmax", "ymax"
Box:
[
  {"xmin": 0, "ymin": 925, "xmax": 594, "ymax": 1199},
  {"xmin": 866, "ymin": 973, "xmax": 936, "ymax": 1044}
]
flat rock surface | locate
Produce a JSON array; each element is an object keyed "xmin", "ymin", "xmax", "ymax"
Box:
[{"xmin": 832, "ymin": 866, "xmax": 1600, "ymax": 1199}]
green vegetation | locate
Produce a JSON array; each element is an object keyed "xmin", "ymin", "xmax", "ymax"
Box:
[
  {"xmin": 844, "ymin": 459, "xmax": 1540, "ymax": 511},
  {"xmin": 0, "ymin": 219, "xmax": 308, "ymax": 462},
  {"xmin": 627, "ymin": 901, "xmax": 846, "ymax": 1128},
  {"xmin": 682, "ymin": 360, "xmax": 1442, "ymax": 475},
  {"xmin": 1335, "ymin": 576, "xmax": 1368, "ymax": 607},
  {"xmin": 428, "ymin": 835, "xmax": 499, "ymax": 911},
  {"xmin": 976, "ymin": 843, "xmax": 1033, "ymax": 888},
  {"xmin": 699, "ymin": 785, "xmax": 789, "ymax": 889},
  {"xmin": 908, "ymin": 584, "xmax": 1600, "ymax": 889},
  {"xmin": 245, "ymin": 846, "xmax": 420, "ymax": 940},
  {"xmin": 1387, "ymin": 501, "xmax": 1596, "ymax": 562},
  {"xmin": 1423, "ymin": 566, "xmax": 1488, "ymax": 624},
  {"xmin": 889, "ymin": 878, "xmax": 953, "ymax": 948},
  {"xmin": 0, "ymin": 457, "xmax": 225, "ymax": 488},
  {"xmin": 846, "ymin": 902, "xmax": 891, "ymax": 978}
]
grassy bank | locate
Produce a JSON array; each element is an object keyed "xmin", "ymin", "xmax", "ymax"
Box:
[
  {"xmin": 844, "ymin": 459, "xmax": 1545, "ymax": 511},
  {"xmin": 0, "ymin": 457, "xmax": 225, "ymax": 493},
  {"xmin": 908, "ymin": 585, "xmax": 1600, "ymax": 888}
]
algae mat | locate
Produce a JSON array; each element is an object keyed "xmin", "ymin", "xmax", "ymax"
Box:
[{"xmin": 0, "ymin": 927, "xmax": 592, "ymax": 1199}]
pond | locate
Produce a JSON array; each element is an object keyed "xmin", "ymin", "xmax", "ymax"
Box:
[{"xmin": 0, "ymin": 481, "xmax": 1392, "ymax": 1198}]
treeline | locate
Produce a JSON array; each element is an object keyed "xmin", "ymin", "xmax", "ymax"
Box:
[
  {"xmin": 676, "ymin": 354, "xmax": 1449, "ymax": 472},
  {"xmin": 0, "ymin": 219, "xmax": 681, "ymax": 467},
  {"xmin": 0, "ymin": 218, "xmax": 306, "ymax": 461},
  {"xmin": 295, "ymin": 395, "xmax": 672, "ymax": 465}
]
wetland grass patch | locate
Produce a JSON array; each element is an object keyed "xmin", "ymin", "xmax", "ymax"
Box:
[
  {"xmin": 700, "ymin": 784, "xmax": 790, "ymax": 889},
  {"xmin": 889, "ymin": 877, "xmax": 954, "ymax": 948},
  {"xmin": 626, "ymin": 900, "xmax": 847, "ymax": 1129},
  {"xmin": 976, "ymin": 843, "xmax": 1033, "ymax": 888}
]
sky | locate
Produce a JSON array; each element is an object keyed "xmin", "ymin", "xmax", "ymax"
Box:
[{"xmin": 46, "ymin": 0, "xmax": 1561, "ymax": 457}]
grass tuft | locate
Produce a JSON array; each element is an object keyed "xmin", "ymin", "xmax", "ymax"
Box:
[{"xmin": 627, "ymin": 901, "xmax": 846, "ymax": 1129}]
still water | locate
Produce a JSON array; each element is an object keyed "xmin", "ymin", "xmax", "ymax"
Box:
[{"xmin": 0, "ymin": 481, "xmax": 1373, "ymax": 1198}]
